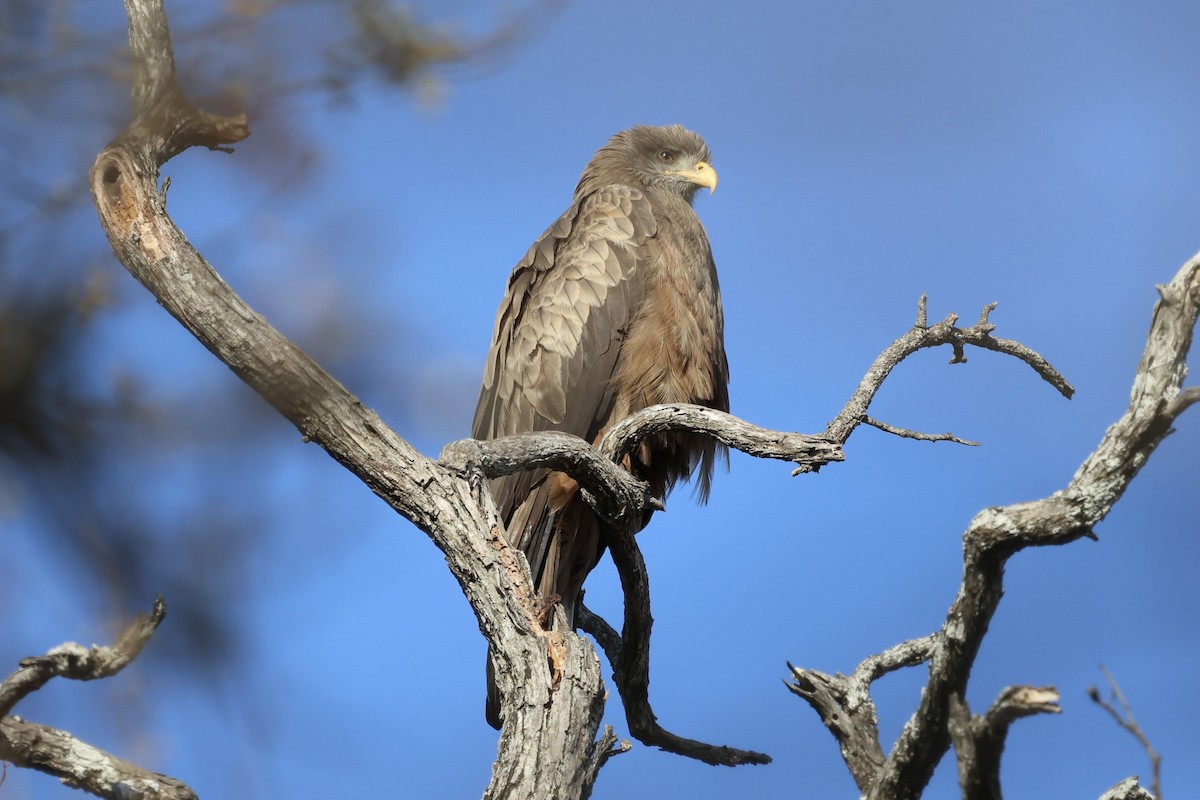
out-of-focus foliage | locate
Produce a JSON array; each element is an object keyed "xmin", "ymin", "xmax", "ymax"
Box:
[{"xmin": 0, "ymin": 0, "xmax": 542, "ymax": 675}]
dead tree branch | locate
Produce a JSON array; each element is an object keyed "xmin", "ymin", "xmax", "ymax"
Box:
[
  {"xmin": 785, "ymin": 254, "xmax": 1199, "ymax": 799},
  {"xmin": 786, "ymin": 635, "xmax": 937, "ymax": 792},
  {"xmin": 586, "ymin": 304, "xmax": 1069, "ymax": 769},
  {"xmin": 0, "ymin": 597, "xmax": 195, "ymax": 800},
  {"xmin": 92, "ymin": 2, "xmax": 611, "ymax": 798},
  {"xmin": 825, "ymin": 299, "xmax": 1074, "ymax": 445},
  {"xmin": 439, "ymin": 431, "xmax": 664, "ymax": 526},
  {"xmin": 1090, "ymin": 665, "xmax": 1163, "ymax": 799},
  {"xmin": 86, "ymin": 1, "xmax": 1195, "ymax": 796},
  {"xmin": 947, "ymin": 686, "xmax": 1061, "ymax": 800}
]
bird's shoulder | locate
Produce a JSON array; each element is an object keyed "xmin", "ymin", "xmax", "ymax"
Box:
[
  {"xmin": 522, "ymin": 183, "xmax": 659, "ymax": 272},
  {"xmin": 474, "ymin": 184, "xmax": 662, "ymax": 436}
]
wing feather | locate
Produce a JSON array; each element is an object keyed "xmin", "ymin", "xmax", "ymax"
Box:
[
  {"xmin": 471, "ymin": 184, "xmax": 657, "ymax": 585},
  {"xmin": 474, "ymin": 185, "xmax": 657, "ymax": 442}
]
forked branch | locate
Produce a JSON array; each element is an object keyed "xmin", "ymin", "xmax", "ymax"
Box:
[
  {"xmin": 88, "ymin": 0, "xmax": 1195, "ymax": 796},
  {"xmin": 786, "ymin": 254, "xmax": 1199, "ymax": 800},
  {"xmin": 0, "ymin": 598, "xmax": 194, "ymax": 799},
  {"xmin": 581, "ymin": 304, "xmax": 1071, "ymax": 768}
]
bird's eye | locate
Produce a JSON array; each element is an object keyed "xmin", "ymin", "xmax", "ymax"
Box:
[{"xmin": 658, "ymin": 150, "xmax": 675, "ymax": 163}]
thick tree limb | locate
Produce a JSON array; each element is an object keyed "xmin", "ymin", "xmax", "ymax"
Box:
[
  {"xmin": 92, "ymin": 2, "xmax": 613, "ymax": 798},
  {"xmin": 583, "ymin": 303, "xmax": 1068, "ymax": 769},
  {"xmin": 787, "ymin": 254, "xmax": 1199, "ymax": 799},
  {"xmin": 0, "ymin": 597, "xmax": 195, "ymax": 800},
  {"xmin": 0, "ymin": 718, "xmax": 197, "ymax": 800},
  {"xmin": 89, "ymin": 2, "xmax": 1196, "ymax": 797}
]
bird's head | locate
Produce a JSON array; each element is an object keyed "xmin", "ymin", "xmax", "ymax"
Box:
[{"xmin": 578, "ymin": 125, "xmax": 717, "ymax": 203}]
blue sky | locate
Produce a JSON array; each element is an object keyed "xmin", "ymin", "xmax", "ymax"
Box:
[{"xmin": 6, "ymin": 1, "xmax": 1200, "ymax": 798}]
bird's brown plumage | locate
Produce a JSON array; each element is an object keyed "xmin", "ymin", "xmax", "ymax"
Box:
[{"xmin": 474, "ymin": 125, "xmax": 729, "ymax": 727}]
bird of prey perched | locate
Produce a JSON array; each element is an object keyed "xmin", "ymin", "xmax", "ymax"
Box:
[{"xmin": 473, "ymin": 125, "xmax": 730, "ymax": 728}]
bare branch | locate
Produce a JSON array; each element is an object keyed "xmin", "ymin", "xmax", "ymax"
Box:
[
  {"xmin": 855, "ymin": 257, "xmax": 1199, "ymax": 799},
  {"xmin": 115, "ymin": 0, "xmax": 248, "ymax": 163},
  {"xmin": 786, "ymin": 666, "xmax": 885, "ymax": 791},
  {"xmin": 599, "ymin": 518, "xmax": 771, "ymax": 766},
  {"xmin": 582, "ymin": 725, "xmax": 630, "ymax": 798},
  {"xmin": 782, "ymin": 255, "xmax": 1197, "ymax": 800},
  {"xmin": 440, "ymin": 432, "xmax": 662, "ymax": 526},
  {"xmin": 576, "ymin": 601, "xmax": 622, "ymax": 665},
  {"xmin": 863, "ymin": 416, "xmax": 980, "ymax": 446},
  {"xmin": 1090, "ymin": 665, "xmax": 1163, "ymax": 799},
  {"xmin": 854, "ymin": 635, "xmax": 939, "ymax": 684},
  {"xmin": 0, "ymin": 596, "xmax": 166, "ymax": 718},
  {"xmin": 598, "ymin": 404, "xmax": 843, "ymax": 475},
  {"xmin": 0, "ymin": 598, "xmax": 195, "ymax": 799},
  {"xmin": 1166, "ymin": 384, "xmax": 1200, "ymax": 417},
  {"xmin": 785, "ymin": 635, "xmax": 937, "ymax": 790},
  {"xmin": 948, "ymin": 686, "xmax": 1061, "ymax": 800},
  {"xmin": 825, "ymin": 301, "xmax": 1074, "ymax": 445},
  {"xmin": 0, "ymin": 718, "xmax": 197, "ymax": 800}
]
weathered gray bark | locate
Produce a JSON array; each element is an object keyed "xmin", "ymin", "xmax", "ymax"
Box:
[
  {"xmin": 789, "ymin": 257, "xmax": 1199, "ymax": 799},
  {"xmin": 2, "ymin": 1, "xmax": 1187, "ymax": 797},
  {"xmin": 87, "ymin": 1, "xmax": 616, "ymax": 797},
  {"xmin": 0, "ymin": 598, "xmax": 197, "ymax": 799}
]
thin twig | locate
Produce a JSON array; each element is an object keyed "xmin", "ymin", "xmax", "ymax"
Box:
[
  {"xmin": 1090, "ymin": 665, "xmax": 1163, "ymax": 799},
  {"xmin": 864, "ymin": 417, "xmax": 980, "ymax": 446}
]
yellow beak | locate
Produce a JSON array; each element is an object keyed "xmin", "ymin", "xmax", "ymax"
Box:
[{"xmin": 670, "ymin": 160, "xmax": 718, "ymax": 194}]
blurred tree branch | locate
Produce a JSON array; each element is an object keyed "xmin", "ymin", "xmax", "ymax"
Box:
[
  {"xmin": 0, "ymin": 0, "xmax": 550, "ymax": 725},
  {"xmin": 89, "ymin": 3, "xmax": 608, "ymax": 797},
  {"xmin": 0, "ymin": 598, "xmax": 196, "ymax": 799}
]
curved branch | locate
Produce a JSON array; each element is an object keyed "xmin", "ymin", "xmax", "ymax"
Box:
[
  {"xmin": 786, "ymin": 666, "xmax": 884, "ymax": 790},
  {"xmin": 440, "ymin": 432, "xmax": 662, "ymax": 526},
  {"xmin": 825, "ymin": 301, "xmax": 1074, "ymax": 444},
  {"xmin": 785, "ymin": 635, "xmax": 937, "ymax": 790},
  {"xmin": 857, "ymin": 255, "xmax": 1200, "ymax": 799},
  {"xmin": 0, "ymin": 597, "xmax": 165, "ymax": 719},
  {"xmin": 598, "ymin": 404, "xmax": 843, "ymax": 475},
  {"xmin": 581, "ymin": 528, "xmax": 772, "ymax": 767},
  {"xmin": 93, "ymin": 3, "xmax": 608, "ymax": 798},
  {"xmin": 0, "ymin": 598, "xmax": 194, "ymax": 799}
]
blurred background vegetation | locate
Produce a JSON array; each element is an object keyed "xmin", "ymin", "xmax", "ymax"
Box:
[{"xmin": 0, "ymin": 0, "xmax": 542, "ymax": 722}]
